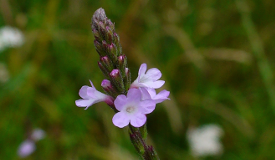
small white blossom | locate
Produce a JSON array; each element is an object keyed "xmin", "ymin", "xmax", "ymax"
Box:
[
  {"xmin": 0, "ymin": 26, "xmax": 24, "ymax": 51},
  {"xmin": 187, "ymin": 124, "xmax": 223, "ymax": 157},
  {"xmin": 31, "ymin": 128, "xmax": 45, "ymax": 141}
]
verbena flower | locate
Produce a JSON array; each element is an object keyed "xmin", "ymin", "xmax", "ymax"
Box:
[
  {"xmin": 75, "ymin": 80, "xmax": 114, "ymax": 110},
  {"xmin": 140, "ymin": 87, "xmax": 170, "ymax": 103},
  {"xmin": 112, "ymin": 88, "xmax": 156, "ymax": 128},
  {"xmin": 131, "ymin": 63, "xmax": 165, "ymax": 89}
]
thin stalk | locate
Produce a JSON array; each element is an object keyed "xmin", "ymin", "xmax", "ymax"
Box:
[
  {"xmin": 129, "ymin": 125, "xmax": 160, "ymax": 160},
  {"xmin": 235, "ymin": 0, "xmax": 275, "ymax": 113}
]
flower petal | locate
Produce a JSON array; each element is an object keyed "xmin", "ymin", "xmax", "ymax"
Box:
[
  {"xmin": 75, "ymin": 99, "xmax": 94, "ymax": 107},
  {"xmin": 143, "ymin": 80, "xmax": 165, "ymax": 89},
  {"xmin": 145, "ymin": 68, "xmax": 162, "ymax": 81},
  {"xmin": 130, "ymin": 113, "xmax": 147, "ymax": 127},
  {"xmin": 146, "ymin": 88, "xmax": 157, "ymax": 97},
  {"xmin": 87, "ymin": 87, "xmax": 107, "ymax": 100},
  {"xmin": 89, "ymin": 80, "xmax": 95, "ymax": 88},
  {"xmin": 139, "ymin": 99, "xmax": 156, "ymax": 114},
  {"xmin": 127, "ymin": 88, "xmax": 141, "ymax": 103},
  {"xmin": 112, "ymin": 112, "xmax": 130, "ymax": 128},
  {"xmin": 17, "ymin": 140, "xmax": 36, "ymax": 158},
  {"xmin": 154, "ymin": 90, "xmax": 170, "ymax": 103},
  {"xmin": 139, "ymin": 87, "xmax": 152, "ymax": 100},
  {"xmin": 79, "ymin": 86, "xmax": 90, "ymax": 99},
  {"xmin": 114, "ymin": 95, "xmax": 127, "ymax": 111},
  {"xmin": 138, "ymin": 63, "xmax": 147, "ymax": 81}
]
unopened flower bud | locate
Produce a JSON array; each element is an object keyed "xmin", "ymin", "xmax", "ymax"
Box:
[
  {"xmin": 117, "ymin": 55, "xmax": 127, "ymax": 77},
  {"xmin": 94, "ymin": 40, "xmax": 105, "ymax": 57},
  {"xmin": 100, "ymin": 56, "xmax": 113, "ymax": 72},
  {"xmin": 106, "ymin": 19, "xmax": 115, "ymax": 31},
  {"xmin": 107, "ymin": 43, "xmax": 118, "ymax": 62},
  {"xmin": 105, "ymin": 26, "xmax": 113, "ymax": 44},
  {"xmin": 113, "ymin": 33, "xmax": 122, "ymax": 55},
  {"xmin": 92, "ymin": 8, "xmax": 107, "ymax": 23},
  {"xmin": 110, "ymin": 69, "xmax": 125, "ymax": 93},
  {"xmin": 98, "ymin": 21, "xmax": 106, "ymax": 40},
  {"xmin": 125, "ymin": 68, "xmax": 131, "ymax": 91},
  {"xmin": 102, "ymin": 40, "xmax": 108, "ymax": 52},
  {"xmin": 92, "ymin": 29, "xmax": 102, "ymax": 41},
  {"xmin": 101, "ymin": 79, "xmax": 118, "ymax": 97},
  {"xmin": 98, "ymin": 61, "xmax": 110, "ymax": 79}
]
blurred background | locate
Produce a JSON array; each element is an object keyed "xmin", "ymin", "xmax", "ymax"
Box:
[{"xmin": 1, "ymin": 0, "xmax": 275, "ymax": 159}]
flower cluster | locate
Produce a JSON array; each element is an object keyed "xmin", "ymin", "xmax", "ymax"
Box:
[
  {"xmin": 75, "ymin": 8, "xmax": 169, "ymax": 129},
  {"xmin": 76, "ymin": 8, "xmax": 165, "ymax": 159},
  {"xmin": 75, "ymin": 63, "xmax": 169, "ymax": 128}
]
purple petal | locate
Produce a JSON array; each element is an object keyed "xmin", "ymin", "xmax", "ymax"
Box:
[
  {"xmin": 114, "ymin": 95, "xmax": 127, "ymax": 111},
  {"xmin": 75, "ymin": 99, "xmax": 94, "ymax": 107},
  {"xmin": 112, "ymin": 112, "xmax": 130, "ymax": 128},
  {"xmin": 143, "ymin": 80, "xmax": 165, "ymax": 89},
  {"xmin": 146, "ymin": 88, "xmax": 157, "ymax": 97},
  {"xmin": 78, "ymin": 86, "xmax": 90, "ymax": 99},
  {"xmin": 130, "ymin": 113, "xmax": 147, "ymax": 127},
  {"xmin": 145, "ymin": 68, "xmax": 162, "ymax": 81},
  {"xmin": 138, "ymin": 63, "xmax": 147, "ymax": 81},
  {"xmin": 86, "ymin": 87, "xmax": 108, "ymax": 101},
  {"xmin": 154, "ymin": 90, "xmax": 170, "ymax": 103},
  {"xmin": 89, "ymin": 80, "xmax": 95, "ymax": 88},
  {"xmin": 139, "ymin": 87, "xmax": 152, "ymax": 100},
  {"xmin": 17, "ymin": 140, "xmax": 36, "ymax": 158},
  {"xmin": 139, "ymin": 100, "xmax": 156, "ymax": 114},
  {"xmin": 155, "ymin": 90, "xmax": 170, "ymax": 99},
  {"xmin": 127, "ymin": 88, "xmax": 142, "ymax": 103}
]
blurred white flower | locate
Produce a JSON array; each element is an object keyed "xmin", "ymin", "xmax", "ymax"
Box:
[
  {"xmin": 17, "ymin": 140, "xmax": 36, "ymax": 158},
  {"xmin": 187, "ymin": 124, "xmax": 223, "ymax": 157},
  {"xmin": 17, "ymin": 128, "xmax": 45, "ymax": 158},
  {"xmin": 31, "ymin": 128, "xmax": 45, "ymax": 141},
  {"xmin": 0, "ymin": 63, "xmax": 9, "ymax": 83},
  {"xmin": 0, "ymin": 26, "xmax": 24, "ymax": 51}
]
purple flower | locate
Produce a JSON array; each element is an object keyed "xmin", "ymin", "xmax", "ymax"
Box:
[
  {"xmin": 75, "ymin": 80, "xmax": 114, "ymax": 110},
  {"xmin": 140, "ymin": 87, "xmax": 170, "ymax": 103},
  {"xmin": 112, "ymin": 88, "xmax": 156, "ymax": 128},
  {"xmin": 131, "ymin": 63, "xmax": 165, "ymax": 89},
  {"xmin": 17, "ymin": 140, "xmax": 36, "ymax": 158},
  {"xmin": 17, "ymin": 128, "xmax": 45, "ymax": 158}
]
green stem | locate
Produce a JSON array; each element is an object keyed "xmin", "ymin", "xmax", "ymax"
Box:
[
  {"xmin": 129, "ymin": 125, "xmax": 160, "ymax": 160},
  {"xmin": 235, "ymin": 0, "xmax": 275, "ymax": 113}
]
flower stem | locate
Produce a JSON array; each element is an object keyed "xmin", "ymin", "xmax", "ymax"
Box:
[{"xmin": 129, "ymin": 124, "xmax": 160, "ymax": 160}]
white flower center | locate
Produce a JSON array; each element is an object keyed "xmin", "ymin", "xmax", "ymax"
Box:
[{"xmin": 126, "ymin": 106, "xmax": 135, "ymax": 113}]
